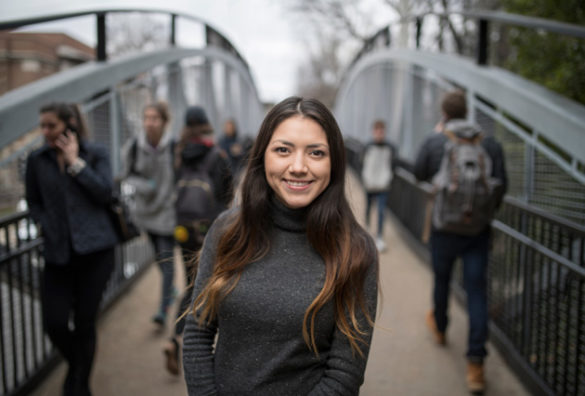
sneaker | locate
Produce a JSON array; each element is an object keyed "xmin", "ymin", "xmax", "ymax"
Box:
[
  {"xmin": 375, "ymin": 237, "xmax": 387, "ymax": 252},
  {"xmin": 425, "ymin": 310, "xmax": 446, "ymax": 345},
  {"xmin": 467, "ymin": 361, "xmax": 485, "ymax": 393}
]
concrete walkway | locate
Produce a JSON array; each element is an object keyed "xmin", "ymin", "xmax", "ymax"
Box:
[{"xmin": 32, "ymin": 172, "xmax": 529, "ymax": 395}]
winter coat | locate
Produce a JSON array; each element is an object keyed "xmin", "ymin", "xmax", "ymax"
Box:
[
  {"xmin": 25, "ymin": 142, "xmax": 118, "ymax": 264},
  {"xmin": 361, "ymin": 141, "xmax": 396, "ymax": 193},
  {"xmin": 121, "ymin": 131, "xmax": 176, "ymax": 235}
]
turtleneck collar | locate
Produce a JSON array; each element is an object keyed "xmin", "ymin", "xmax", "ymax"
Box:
[{"xmin": 269, "ymin": 194, "xmax": 308, "ymax": 233}]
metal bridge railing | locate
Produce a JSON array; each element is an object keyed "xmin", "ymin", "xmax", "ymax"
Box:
[
  {"xmin": 346, "ymin": 142, "xmax": 585, "ymax": 396},
  {"xmin": 0, "ymin": 210, "xmax": 153, "ymax": 396}
]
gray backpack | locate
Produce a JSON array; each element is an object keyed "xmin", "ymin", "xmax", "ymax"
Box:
[{"xmin": 432, "ymin": 121, "xmax": 503, "ymax": 235}]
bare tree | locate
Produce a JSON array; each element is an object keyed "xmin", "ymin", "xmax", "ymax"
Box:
[
  {"xmin": 289, "ymin": 0, "xmax": 501, "ymax": 104},
  {"xmin": 288, "ymin": 0, "xmax": 373, "ymax": 45},
  {"xmin": 107, "ymin": 13, "xmax": 170, "ymax": 57},
  {"xmin": 296, "ymin": 34, "xmax": 344, "ymax": 107}
]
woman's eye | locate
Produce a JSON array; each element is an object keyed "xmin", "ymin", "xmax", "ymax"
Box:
[
  {"xmin": 275, "ymin": 147, "xmax": 289, "ymax": 154},
  {"xmin": 311, "ymin": 150, "xmax": 326, "ymax": 157}
]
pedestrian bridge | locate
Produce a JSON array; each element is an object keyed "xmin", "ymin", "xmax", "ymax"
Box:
[{"xmin": 1, "ymin": 6, "xmax": 584, "ymax": 396}]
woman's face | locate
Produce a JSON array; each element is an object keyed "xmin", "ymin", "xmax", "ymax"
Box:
[
  {"xmin": 40, "ymin": 111, "xmax": 66, "ymax": 148},
  {"xmin": 264, "ymin": 116, "xmax": 331, "ymax": 209},
  {"xmin": 224, "ymin": 121, "xmax": 236, "ymax": 137},
  {"xmin": 143, "ymin": 107, "xmax": 165, "ymax": 146}
]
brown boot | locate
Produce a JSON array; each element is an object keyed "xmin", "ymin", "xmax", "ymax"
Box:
[
  {"xmin": 163, "ymin": 337, "xmax": 180, "ymax": 376},
  {"xmin": 467, "ymin": 361, "xmax": 485, "ymax": 393},
  {"xmin": 425, "ymin": 310, "xmax": 446, "ymax": 345}
]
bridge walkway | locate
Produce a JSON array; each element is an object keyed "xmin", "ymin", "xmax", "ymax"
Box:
[{"xmin": 31, "ymin": 171, "xmax": 529, "ymax": 396}]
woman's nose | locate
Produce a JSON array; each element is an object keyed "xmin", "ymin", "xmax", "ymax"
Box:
[{"xmin": 289, "ymin": 153, "xmax": 308, "ymax": 173}]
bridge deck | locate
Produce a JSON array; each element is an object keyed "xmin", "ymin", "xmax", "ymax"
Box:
[{"xmin": 31, "ymin": 172, "xmax": 529, "ymax": 396}]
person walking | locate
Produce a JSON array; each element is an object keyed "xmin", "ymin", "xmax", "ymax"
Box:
[
  {"xmin": 25, "ymin": 102, "xmax": 118, "ymax": 396},
  {"xmin": 163, "ymin": 105, "xmax": 233, "ymax": 375},
  {"xmin": 413, "ymin": 90, "xmax": 508, "ymax": 393},
  {"xmin": 361, "ymin": 119, "xmax": 395, "ymax": 252},
  {"xmin": 121, "ymin": 102, "xmax": 177, "ymax": 327},
  {"xmin": 182, "ymin": 97, "xmax": 379, "ymax": 395},
  {"xmin": 218, "ymin": 118, "xmax": 245, "ymax": 178}
]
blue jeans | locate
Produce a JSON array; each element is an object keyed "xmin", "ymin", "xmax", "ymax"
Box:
[
  {"xmin": 148, "ymin": 232, "xmax": 176, "ymax": 313},
  {"xmin": 366, "ymin": 191, "xmax": 388, "ymax": 237},
  {"xmin": 430, "ymin": 229, "xmax": 490, "ymax": 361}
]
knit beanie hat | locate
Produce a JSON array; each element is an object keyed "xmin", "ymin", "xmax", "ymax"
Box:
[{"xmin": 185, "ymin": 106, "xmax": 209, "ymax": 126}]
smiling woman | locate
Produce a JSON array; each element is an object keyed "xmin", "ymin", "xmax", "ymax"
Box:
[
  {"xmin": 264, "ymin": 116, "xmax": 331, "ymax": 209},
  {"xmin": 182, "ymin": 96, "xmax": 379, "ymax": 395}
]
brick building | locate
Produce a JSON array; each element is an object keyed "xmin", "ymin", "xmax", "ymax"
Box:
[{"xmin": 0, "ymin": 32, "xmax": 94, "ymax": 95}]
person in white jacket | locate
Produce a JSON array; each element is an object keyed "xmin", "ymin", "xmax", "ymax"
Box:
[{"xmin": 361, "ymin": 120, "xmax": 395, "ymax": 252}]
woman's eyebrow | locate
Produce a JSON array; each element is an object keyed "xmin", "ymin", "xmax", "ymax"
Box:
[
  {"xmin": 271, "ymin": 140, "xmax": 328, "ymax": 149},
  {"xmin": 307, "ymin": 143, "xmax": 328, "ymax": 149},
  {"xmin": 272, "ymin": 139, "xmax": 294, "ymax": 147}
]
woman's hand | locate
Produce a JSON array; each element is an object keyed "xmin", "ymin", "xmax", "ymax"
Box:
[{"xmin": 55, "ymin": 130, "xmax": 79, "ymax": 165}]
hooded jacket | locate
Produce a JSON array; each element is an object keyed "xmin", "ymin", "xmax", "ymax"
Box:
[{"xmin": 121, "ymin": 130, "xmax": 176, "ymax": 235}]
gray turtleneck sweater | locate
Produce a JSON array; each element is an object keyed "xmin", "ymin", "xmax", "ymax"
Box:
[{"xmin": 182, "ymin": 199, "xmax": 378, "ymax": 395}]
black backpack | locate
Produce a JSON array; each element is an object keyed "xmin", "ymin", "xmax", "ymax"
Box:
[
  {"xmin": 431, "ymin": 121, "xmax": 503, "ymax": 236},
  {"xmin": 174, "ymin": 147, "xmax": 219, "ymax": 245}
]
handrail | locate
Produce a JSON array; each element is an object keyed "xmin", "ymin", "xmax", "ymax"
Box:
[
  {"xmin": 410, "ymin": 10, "xmax": 585, "ymax": 39},
  {"xmin": 0, "ymin": 7, "xmax": 204, "ymax": 30},
  {"xmin": 502, "ymin": 195, "xmax": 585, "ymax": 236},
  {"xmin": 0, "ymin": 6, "xmax": 248, "ymax": 66},
  {"xmin": 351, "ymin": 9, "xmax": 585, "ymax": 68},
  {"xmin": 0, "ymin": 46, "xmax": 260, "ymax": 148}
]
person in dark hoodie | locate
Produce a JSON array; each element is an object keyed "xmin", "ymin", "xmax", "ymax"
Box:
[{"xmin": 163, "ymin": 105, "xmax": 233, "ymax": 376}]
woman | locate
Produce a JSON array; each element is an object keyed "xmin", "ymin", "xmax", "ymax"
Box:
[
  {"xmin": 183, "ymin": 97, "xmax": 379, "ymax": 395},
  {"xmin": 121, "ymin": 102, "xmax": 177, "ymax": 327},
  {"xmin": 25, "ymin": 102, "xmax": 118, "ymax": 396},
  {"xmin": 218, "ymin": 118, "xmax": 245, "ymax": 176}
]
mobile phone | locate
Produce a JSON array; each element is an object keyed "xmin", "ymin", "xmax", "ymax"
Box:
[{"xmin": 64, "ymin": 123, "xmax": 78, "ymax": 136}]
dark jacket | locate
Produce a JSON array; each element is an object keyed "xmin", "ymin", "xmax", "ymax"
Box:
[
  {"xmin": 413, "ymin": 131, "xmax": 508, "ymax": 207},
  {"xmin": 218, "ymin": 134, "xmax": 245, "ymax": 174},
  {"xmin": 179, "ymin": 141, "xmax": 233, "ymax": 218},
  {"xmin": 25, "ymin": 142, "xmax": 118, "ymax": 264}
]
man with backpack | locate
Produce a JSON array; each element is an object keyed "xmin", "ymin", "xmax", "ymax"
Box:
[
  {"xmin": 413, "ymin": 90, "xmax": 507, "ymax": 393},
  {"xmin": 163, "ymin": 105, "xmax": 233, "ymax": 376}
]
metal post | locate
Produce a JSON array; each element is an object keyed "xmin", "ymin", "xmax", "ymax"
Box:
[
  {"xmin": 97, "ymin": 13, "xmax": 107, "ymax": 62},
  {"xmin": 170, "ymin": 14, "xmax": 177, "ymax": 46},
  {"xmin": 223, "ymin": 65, "xmax": 233, "ymax": 119},
  {"xmin": 109, "ymin": 88, "xmax": 120, "ymax": 174},
  {"xmin": 477, "ymin": 18, "xmax": 489, "ymax": 66},
  {"xmin": 415, "ymin": 17, "xmax": 423, "ymax": 49},
  {"xmin": 524, "ymin": 139, "xmax": 535, "ymax": 202}
]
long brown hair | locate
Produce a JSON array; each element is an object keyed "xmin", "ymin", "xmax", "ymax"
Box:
[{"xmin": 193, "ymin": 96, "xmax": 377, "ymax": 355}]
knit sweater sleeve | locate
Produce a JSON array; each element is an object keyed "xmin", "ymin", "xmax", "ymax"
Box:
[
  {"xmin": 182, "ymin": 214, "xmax": 229, "ymax": 395},
  {"xmin": 309, "ymin": 238, "xmax": 379, "ymax": 395}
]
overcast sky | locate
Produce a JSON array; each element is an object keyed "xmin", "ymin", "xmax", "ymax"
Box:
[{"xmin": 0, "ymin": 0, "xmax": 309, "ymax": 103}]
